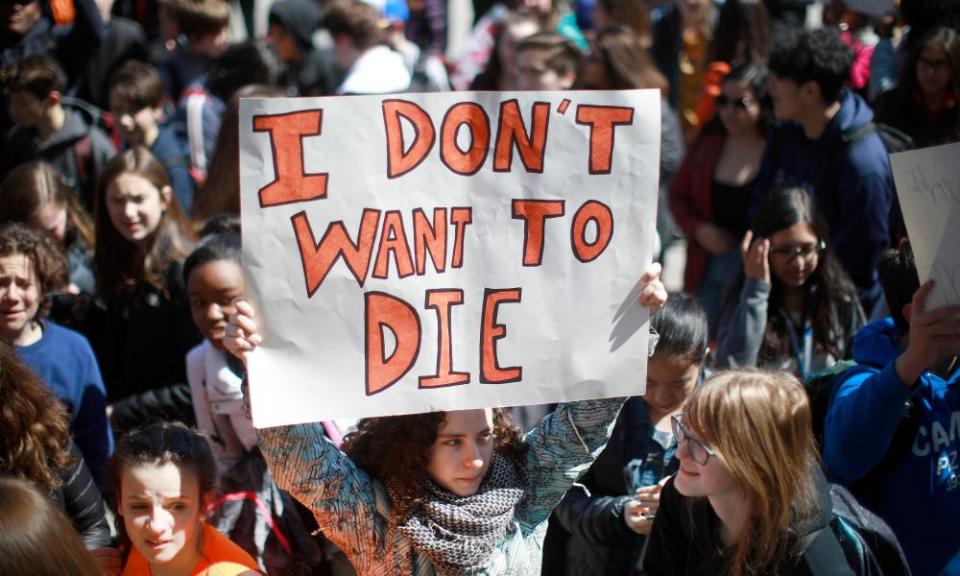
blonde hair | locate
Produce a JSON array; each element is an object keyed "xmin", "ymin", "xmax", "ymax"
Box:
[{"xmin": 685, "ymin": 369, "xmax": 820, "ymax": 575}]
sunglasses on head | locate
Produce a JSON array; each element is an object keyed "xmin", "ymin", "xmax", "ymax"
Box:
[{"xmin": 715, "ymin": 94, "xmax": 753, "ymax": 111}]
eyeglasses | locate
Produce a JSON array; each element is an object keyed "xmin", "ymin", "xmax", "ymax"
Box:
[
  {"xmin": 768, "ymin": 242, "xmax": 824, "ymax": 261},
  {"xmin": 715, "ymin": 94, "xmax": 753, "ymax": 111},
  {"xmin": 671, "ymin": 413, "xmax": 716, "ymax": 465},
  {"xmin": 917, "ymin": 57, "xmax": 950, "ymax": 71}
]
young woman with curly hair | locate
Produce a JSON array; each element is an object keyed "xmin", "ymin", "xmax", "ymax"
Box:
[
  {"xmin": 341, "ymin": 407, "xmax": 528, "ymax": 515},
  {"xmin": 223, "ymin": 266, "xmax": 667, "ymax": 575},
  {"xmin": 0, "ymin": 336, "xmax": 114, "ymax": 568},
  {"xmin": 0, "ymin": 223, "xmax": 113, "ymax": 491},
  {"xmin": 82, "ymin": 147, "xmax": 201, "ymax": 435},
  {"xmin": 644, "ymin": 369, "xmax": 851, "ymax": 575}
]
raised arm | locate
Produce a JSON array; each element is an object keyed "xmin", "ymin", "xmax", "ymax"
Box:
[
  {"xmin": 225, "ymin": 301, "xmax": 388, "ymax": 570},
  {"xmin": 515, "ymin": 396, "xmax": 628, "ymax": 531},
  {"xmin": 256, "ymin": 420, "xmax": 389, "ymax": 567},
  {"xmin": 514, "ymin": 264, "xmax": 665, "ymax": 531},
  {"xmin": 714, "ymin": 232, "xmax": 770, "ymax": 368},
  {"xmin": 825, "ymin": 283, "xmax": 960, "ymax": 483}
]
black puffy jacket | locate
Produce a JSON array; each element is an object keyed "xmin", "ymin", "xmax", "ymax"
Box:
[{"xmin": 3, "ymin": 442, "xmax": 111, "ymax": 549}]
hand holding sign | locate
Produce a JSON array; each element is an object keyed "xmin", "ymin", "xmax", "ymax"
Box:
[
  {"xmin": 894, "ymin": 280, "xmax": 960, "ymax": 386},
  {"xmin": 224, "ymin": 299, "xmax": 260, "ymax": 369}
]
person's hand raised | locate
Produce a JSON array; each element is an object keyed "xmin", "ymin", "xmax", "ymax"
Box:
[
  {"xmin": 895, "ymin": 280, "xmax": 960, "ymax": 386},
  {"xmin": 740, "ymin": 230, "xmax": 770, "ymax": 283},
  {"xmin": 638, "ymin": 262, "xmax": 668, "ymax": 313},
  {"xmin": 224, "ymin": 299, "xmax": 262, "ymax": 369}
]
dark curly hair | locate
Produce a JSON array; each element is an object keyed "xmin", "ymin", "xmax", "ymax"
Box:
[
  {"xmin": 0, "ymin": 223, "xmax": 69, "ymax": 322},
  {"xmin": 769, "ymin": 28, "xmax": 853, "ymax": 104},
  {"xmin": 0, "ymin": 339, "xmax": 76, "ymax": 491},
  {"xmin": 342, "ymin": 408, "xmax": 528, "ymax": 518}
]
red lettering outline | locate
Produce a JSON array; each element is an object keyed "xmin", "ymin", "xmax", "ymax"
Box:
[
  {"xmin": 440, "ymin": 102, "xmax": 490, "ymax": 176},
  {"xmin": 480, "ymin": 288, "xmax": 522, "ymax": 384},
  {"xmin": 493, "ymin": 99, "xmax": 549, "ymax": 173},
  {"xmin": 365, "ymin": 291, "xmax": 422, "ymax": 396},
  {"xmin": 291, "ymin": 209, "xmax": 380, "ymax": 295},
  {"xmin": 574, "ymin": 105, "xmax": 635, "ymax": 175},
  {"xmin": 373, "ymin": 210, "xmax": 415, "ymax": 279},
  {"xmin": 419, "ymin": 289, "xmax": 470, "ymax": 389},
  {"xmin": 382, "ymin": 100, "xmax": 436, "ymax": 179},
  {"xmin": 413, "ymin": 207, "xmax": 447, "ymax": 275},
  {"xmin": 512, "ymin": 199, "xmax": 565, "ymax": 267},
  {"xmin": 253, "ymin": 110, "xmax": 329, "ymax": 207},
  {"xmin": 571, "ymin": 200, "xmax": 614, "ymax": 263},
  {"xmin": 450, "ymin": 207, "xmax": 473, "ymax": 268}
]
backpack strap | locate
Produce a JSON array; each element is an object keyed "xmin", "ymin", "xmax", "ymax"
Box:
[
  {"xmin": 851, "ymin": 397, "xmax": 921, "ymax": 509},
  {"xmin": 840, "ymin": 122, "xmax": 877, "ymax": 147},
  {"xmin": 205, "ymin": 490, "xmax": 293, "ymax": 555},
  {"xmin": 796, "ymin": 519, "xmax": 858, "ymax": 576}
]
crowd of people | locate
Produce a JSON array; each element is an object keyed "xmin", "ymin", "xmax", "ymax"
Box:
[{"xmin": 0, "ymin": 0, "xmax": 958, "ymax": 574}]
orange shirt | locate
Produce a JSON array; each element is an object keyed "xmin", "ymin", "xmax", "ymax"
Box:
[{"xmin": 122, "ymin": 523, "xmax": 261, "ymax": 576}]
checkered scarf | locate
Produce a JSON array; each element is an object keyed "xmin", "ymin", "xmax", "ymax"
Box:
[{"xmin": 395, "ymin": 453, "xmax": 527, "ymax": 575}]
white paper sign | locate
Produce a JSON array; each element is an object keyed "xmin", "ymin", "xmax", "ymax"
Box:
[
  {"xmin": 890, "ymin": 141, "xmax": 960, "ymax": 310},
  {"xmin": 239, "ymin": 91, "xmax": 660, "ymax": 428}
]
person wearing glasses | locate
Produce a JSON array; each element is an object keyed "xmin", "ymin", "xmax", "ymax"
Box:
[
  {"xmin": 547, "ymin": 294, "xmax": 708, "ymax": 576},
  {"xmin": 670, "ymin": 62, "xmax": 772, "ymax": 336},
  {"xmin": 223, "ymin": 266, "xmax": 668, "ymax": 576},
  {"xmin": 643, "ymin": 369, "xmax": 845, "ymax": 575},
  {"xmin": 754, "ymin": 29, "xmax": 894, "ymax": 319},
  {"xmin": 714, "ymin": 188, "xmax": 865, "ymax": 381},
  {"xmin": 875, "ymin": 26, "xmax": 959, "ymax": 149}
]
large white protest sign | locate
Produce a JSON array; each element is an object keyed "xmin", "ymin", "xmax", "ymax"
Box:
[
  {"xmin": 239, "ymin": 91, "xmax": 661, "ymax": 428},
  {"xmin": 890, "ymin": 141, "xmax": 960, "ymax": 310}
]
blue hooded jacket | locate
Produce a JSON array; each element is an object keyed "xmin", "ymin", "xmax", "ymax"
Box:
[
  {"xmin": 824, "ymin": 318, "xmax": 960, "ymax": 576},
  {"xmin": 754, "ymin": 89, "xmax": 894, "ymax": 316}
]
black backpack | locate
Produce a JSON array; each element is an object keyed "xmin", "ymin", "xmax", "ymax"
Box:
[
  {"xmin": 797, "ymin": 484, "xmax": 912, "ymax": 576},
  {"xmin": 841, "ymin": 122, "xmax": 914, "ymax": 156}
]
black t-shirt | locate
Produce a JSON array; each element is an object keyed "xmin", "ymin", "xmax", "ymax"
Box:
[{"xmin": 712, "ymin": 177, "xmax": 755, "ymax": 239}]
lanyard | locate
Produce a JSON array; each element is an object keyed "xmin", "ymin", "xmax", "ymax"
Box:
[{"xmin": 782, "ymin": 310, "xmax": 814, "ymax": 381}]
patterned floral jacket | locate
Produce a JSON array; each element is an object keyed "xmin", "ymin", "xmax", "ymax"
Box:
[{"xmin": 258, "ymin": 398, "xmax": 626, "ymax": 575}]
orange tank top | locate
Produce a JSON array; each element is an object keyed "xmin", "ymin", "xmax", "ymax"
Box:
[{"xmin": 122, "ymin": 522, "xmax": 261, "ymax": 576}]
